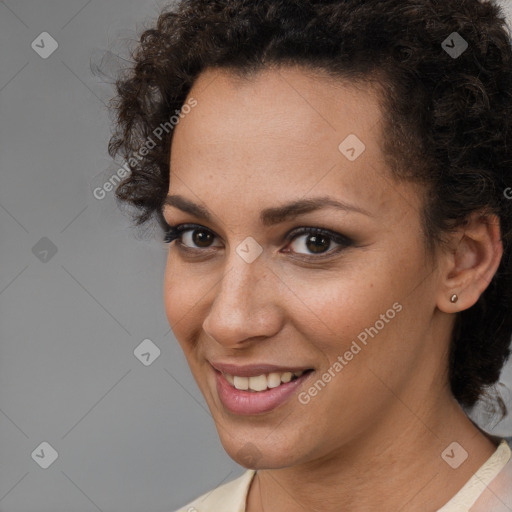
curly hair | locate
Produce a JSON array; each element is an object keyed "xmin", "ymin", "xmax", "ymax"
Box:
[{"xmin": 107, "ymin": 0, "xmax": 512, "ymax": 417}]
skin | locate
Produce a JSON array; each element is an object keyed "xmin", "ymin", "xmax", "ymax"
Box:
[{"xmin": 162, "ymin": 66, "xmax": 503, "ymax": 511}]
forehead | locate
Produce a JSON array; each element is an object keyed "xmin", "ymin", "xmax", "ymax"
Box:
[
  {"xmin": 167, "ymin": 66, "xmax": 420, "ymax": 224},
  {"xmin": 179, "ymin": 65, "xmax": 383, "ymax": 148}
]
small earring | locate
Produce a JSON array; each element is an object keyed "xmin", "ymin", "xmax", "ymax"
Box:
[{"xmin": 450, "ymin": 294, "xmax": 458, "ymax": 303}]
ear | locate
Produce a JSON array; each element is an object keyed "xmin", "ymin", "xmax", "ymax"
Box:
[{"xmin": 437, "ymin": 212, "xmax": 503, "ymax": 313}]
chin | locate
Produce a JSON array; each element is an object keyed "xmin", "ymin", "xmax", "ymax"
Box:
[{"xmin": 220, "ymin": 437, "xmax": 301, "ymax": 469}]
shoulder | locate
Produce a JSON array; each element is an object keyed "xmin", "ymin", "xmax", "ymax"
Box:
[
  {"xmin": 175, "ymin": 469, "xmax": 256, "ymax": 512},
  {"xmin": 470, "ymin": 437, "xmax": 512, "ymax": 512}
]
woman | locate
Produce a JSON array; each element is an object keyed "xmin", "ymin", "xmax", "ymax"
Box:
[{"xmin": 107, "ymin": 0, "xmax": 512, "ymax": 510}]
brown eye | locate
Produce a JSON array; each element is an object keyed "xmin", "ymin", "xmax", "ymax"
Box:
[
  {"xmin": 287, "ymin": 228, "xmax": 351, "ymax": 256},
  {"xmin": 304, "ymin": 234, "xmax": 331, "ymax": 254},
  {"xmin": 164, "ymin": 223, "xmax": 352, "ymax": 259},
  {"xmin": 182, "ymin": 228, "xmax": 221, "ymax": 249},
  {"xmin": 191, "ymin": 229, "xmax": 214, "ymax": 247}
]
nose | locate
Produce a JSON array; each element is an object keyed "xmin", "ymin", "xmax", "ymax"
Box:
[{"xmin": 202, "ymin": 252, "xmax": 284, "ymax": 348}]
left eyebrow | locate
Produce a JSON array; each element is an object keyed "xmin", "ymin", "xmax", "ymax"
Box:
[{"xmin": 161, "ymin": 194, "xmax": 373, "ymax": 226}]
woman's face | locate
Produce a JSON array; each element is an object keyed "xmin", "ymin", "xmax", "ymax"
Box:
[{"xmin": 162, "ymin": 66, "xmax": 448, "ymax": 468}]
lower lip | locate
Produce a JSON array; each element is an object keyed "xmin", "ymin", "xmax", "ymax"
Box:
[{"xmin": 214, "ymin": 368, "xmax": 313, "ymax": 415}]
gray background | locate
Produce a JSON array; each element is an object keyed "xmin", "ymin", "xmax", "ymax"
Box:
[{"xmin": 1, "ymin": 1, "xmax": 512, "ymax": 510}]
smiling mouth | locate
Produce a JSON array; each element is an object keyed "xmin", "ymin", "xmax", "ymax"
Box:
[{"xmin": 220, "ymin": 369, "xmax": 314, "ymax": 392}]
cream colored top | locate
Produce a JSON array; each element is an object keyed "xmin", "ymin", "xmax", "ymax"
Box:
[{"xmin": 176, "ymin": 438, "xmax": 512, "ymax": 511}]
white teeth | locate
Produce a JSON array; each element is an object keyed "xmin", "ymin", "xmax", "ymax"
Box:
[
  {"xmin": 267, "ymin": 373, "xmax": 282, "ymax": 388},
  {"xmin": 280, "ymin": 372, "xmax": 292, "ymax": 383},
  {"xmin": 233, "ymin": 376, "xmax": 249, "ymax": 390},
  {"xmin": 248, "ymin": 374, "xmax": 267, "ymax": 391},
  {"xmin": 225, "ymin": 370, "xmax": 307, "ymax": 392}
]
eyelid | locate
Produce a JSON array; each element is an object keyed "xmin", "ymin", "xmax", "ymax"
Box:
[
  {"xmin": 163, "ymin": 222, "xmax": 353, "ymax": 258},
  {"xmin": 284, "ymin": 226, "xmax": 353, "ymax": 247}
]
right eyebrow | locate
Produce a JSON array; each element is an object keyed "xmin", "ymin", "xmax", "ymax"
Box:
[{"xmin": 161, "ymin": 194, "xmax": 373, "ymax": 226}]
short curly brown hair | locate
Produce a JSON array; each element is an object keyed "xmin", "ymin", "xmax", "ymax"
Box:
[{"xmin": 107, "ymin": 0, "xmax": 512, "ymax": 417}]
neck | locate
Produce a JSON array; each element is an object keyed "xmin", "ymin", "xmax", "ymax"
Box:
[{"xmin": 247, "ymin": 394, "xmax": 497, "ymax": 512}]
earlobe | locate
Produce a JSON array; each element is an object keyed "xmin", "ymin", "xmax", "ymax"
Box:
[{"xmin": 436, "ymin": 213, "xmax": 503, "ymax": 314}]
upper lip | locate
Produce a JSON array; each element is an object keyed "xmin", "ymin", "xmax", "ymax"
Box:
[{"xmin": 210, "ymin": 361, "xmax": 313, "ymax": 377}]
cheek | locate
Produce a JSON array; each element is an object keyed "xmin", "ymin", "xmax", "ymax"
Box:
[
  {"xmin": 162, "ymin": 255, "xmax": 207, "ymax": 349},
  {"xmin": 290, "ymin": 261, "xmax": 408, "ymax": 362},
  {"xmin": 284, "ymin": 261, "xmax": 384, "ymax": 330},
  {"xmin": 297, "ymin": 282, "xmax": 382, "ymax": 357}
]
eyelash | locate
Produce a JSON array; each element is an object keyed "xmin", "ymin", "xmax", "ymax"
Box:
[{"xmin": 162, "ymin": 223, "xmax": 353, "ymax": 259}]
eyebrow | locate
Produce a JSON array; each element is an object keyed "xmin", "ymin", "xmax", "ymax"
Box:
[{"xmin": 161, "ymin": 194, "xmax": 373, "ymax": 226}]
